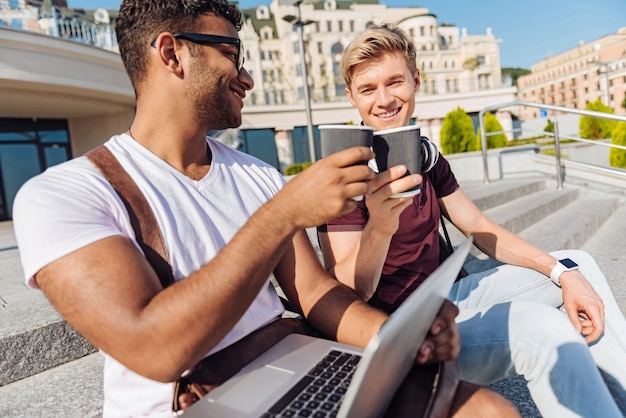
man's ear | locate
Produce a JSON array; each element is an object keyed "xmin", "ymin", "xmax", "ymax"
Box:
[
  {"xmin": 152, "ymin": 33, "xmax": 184, "ymax": 76},
  {"xmin": 413, "ymin": 68, "xmax": 421, "ymax": 92},
  {"xmin": 346, "ymin": 87, "xmax": 357, "ymax": 108}
]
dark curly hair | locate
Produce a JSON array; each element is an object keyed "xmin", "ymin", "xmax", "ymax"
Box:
[{"xmin": 115, "ymin": 0, "xmax": 242, "ymax": 94}]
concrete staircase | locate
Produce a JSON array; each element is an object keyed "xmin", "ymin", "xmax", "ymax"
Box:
[{"xmin": 1, "ymin": 174, "xmax": 625, "ymax": 417}]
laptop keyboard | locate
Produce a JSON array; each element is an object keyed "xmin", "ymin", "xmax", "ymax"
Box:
[{"xmin": 261, "ymin": 349, "xmax": 361, "ymax": 418}]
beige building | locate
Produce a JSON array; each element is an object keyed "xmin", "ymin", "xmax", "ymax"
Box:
[
  {"xmin": 517, "ymin": 27, "xmax": 626, "ymax": 119},
  {"xmin": 240, "ymin": 0, "xmax": 503, "ymax": 107}
]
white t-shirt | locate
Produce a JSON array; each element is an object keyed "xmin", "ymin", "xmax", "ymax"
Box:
[{"xmin": 13, "ymin": 134, "xmax": 286, "ymax": 417}]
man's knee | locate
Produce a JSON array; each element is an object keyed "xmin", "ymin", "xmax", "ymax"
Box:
[{"xmin": 451, "ymin": 381, "xmax": 520, "ymax": 418}]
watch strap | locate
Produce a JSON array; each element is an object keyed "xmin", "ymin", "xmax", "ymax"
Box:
[{"xmin": 549, "ymin": 259, "xmax": 578, "ymax": 286}]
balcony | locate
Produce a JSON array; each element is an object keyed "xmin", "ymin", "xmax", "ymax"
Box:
[{"xmin": 0, "ymin": 0, "xmax": 117, "ymax": 52}]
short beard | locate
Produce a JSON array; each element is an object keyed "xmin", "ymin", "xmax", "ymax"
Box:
[{"xmin": 186, "ymin": 50, "xmax": 242, "ymax": 131}]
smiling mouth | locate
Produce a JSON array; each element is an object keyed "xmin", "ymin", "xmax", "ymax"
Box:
[{"xmin": 376, "ymin": 108, "xmax": 400, "ymax": 119}]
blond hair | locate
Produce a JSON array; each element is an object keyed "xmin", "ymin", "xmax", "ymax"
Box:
[{"xmin": 341, "ymin": 23, "xmax": 417, "ymax": 89}]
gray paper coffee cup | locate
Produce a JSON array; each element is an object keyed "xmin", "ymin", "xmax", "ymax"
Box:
[
  {"xmin": 319, "ymin": 125, "xmax": 375, "ymax": 159},
  {"xmin": 319, "ymin": 124, "xmax": 375, "ymax": 201},
  {"xmin": 373, "ymin": 125, "xmax": 422, "ymax": 198}
]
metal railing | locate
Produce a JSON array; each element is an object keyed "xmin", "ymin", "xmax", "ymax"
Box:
[
  {"xmin": 479, "ymin": 100, "xmax": 626, "ymax": 188},
  {"xmin": 0, "ymin": 0, "xmax": 117, "ymax": 52}
]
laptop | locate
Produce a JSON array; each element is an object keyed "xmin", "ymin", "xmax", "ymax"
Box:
[{"xmin": 182, "ymin": 236, "xmax": 473, "ymax": 418}]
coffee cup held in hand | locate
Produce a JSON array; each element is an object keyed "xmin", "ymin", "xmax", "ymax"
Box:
[
  {"xmin": 319, "ymin": 124, "xmax": 375, "ymax": 201},
  {"xmin": 373, "ymin": 125, "xmax": 422, "ymax": 198}
]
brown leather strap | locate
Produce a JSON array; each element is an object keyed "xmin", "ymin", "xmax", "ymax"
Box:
[{"xmin": 85, "ymin": 145, "xmax": 175, "ymax": 288}]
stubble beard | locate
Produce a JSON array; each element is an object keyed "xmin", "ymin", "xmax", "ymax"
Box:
[{"xmin": 187, "ymin": 60, "xmax": 242, "ymax": 131}]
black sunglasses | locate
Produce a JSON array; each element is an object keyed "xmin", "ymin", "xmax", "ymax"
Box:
[{"xmin": 152, "ymin": 32, "xmax": 245, "ymax": 72}]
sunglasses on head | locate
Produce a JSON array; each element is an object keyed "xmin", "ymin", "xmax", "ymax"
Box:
[{"xmin": 151, "ymin": 32, "xmax": 245, "ymax": 72}]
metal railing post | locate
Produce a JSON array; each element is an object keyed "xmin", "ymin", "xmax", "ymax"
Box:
[
  {"xmin": 51, "ymin": 6, "xmax": 60, "ymax": 38},
  {"xmin": 479, "ymin": 109, "xmax": 490, "ymax": 183},
  {"xmin": 553, "ymin": 119, "xmax": 563, "ymax": 189}
]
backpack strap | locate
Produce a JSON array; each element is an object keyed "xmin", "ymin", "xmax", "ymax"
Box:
[
  {"xmin": 85, "ymin": 145, "xmax": 175, "ymax": 288},
  {"xmin": 439, "ymin": 214, "xmax": 469, "ymax": 281}
]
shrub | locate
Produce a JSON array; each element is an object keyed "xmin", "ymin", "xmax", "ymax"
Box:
[
  {"xmin": 284, "ymin": 161, "xmax": 314, "ymax": 176},
  {"xmin": 609, "ymin": 122, "xmax": 626, "ymax": 169},
  {"xmin": 476, "ymin": 112, "xmax": 508, "ymax": 150},
  {"xmin": 579, "ymin": 99, "xmax": 617, "ymax": 140},
  {"xmin": 440, "ymin": 107, "xmax": 476, "ymax": 154}
]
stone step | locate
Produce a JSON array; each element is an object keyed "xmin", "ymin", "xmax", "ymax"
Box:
[
  {"xmin": 0, "ymin": 245, "xmax": 95, "ymax": 387},
  {"xmin": 462, "ymin": 177, "xmax": 547, "ymax": 212},
  {"xmin": 444, "ymin": 186, "xmax": 580, "ymax": 271},
  {"xmin": 485, "ymin": 188, "xmax": 580, "ymax": 235},
  {"xmin": 581, "ymin": 205, "xmax": 626, "ymax": 316},
  {"xmin": 0, "ymin": 353, "xmax": 103, "ymax": 417},
  {"xmin": 517, "ymin": 195, "xmax": 619, "ymax": 252}
]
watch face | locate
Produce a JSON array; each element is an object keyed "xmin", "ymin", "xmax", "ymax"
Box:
[{"xmin": 560, "ymin": 258, "xmax": 578, "ymax": 269}]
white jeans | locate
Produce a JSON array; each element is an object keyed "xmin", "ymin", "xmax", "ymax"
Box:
[{"xmin": 448, "ymin": 250, "xmax": 626, "ymax": 417}]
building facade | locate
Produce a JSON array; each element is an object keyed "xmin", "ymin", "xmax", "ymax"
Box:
[
  {"xmin": 240, "ymin": 0, "xmax": 503, "ymax": 107},
  {"xmin": 517, "ymin": 27, "xmax": 626, "ymax": 119}
]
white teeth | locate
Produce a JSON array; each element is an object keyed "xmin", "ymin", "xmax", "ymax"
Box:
[{"xmin": 378, "ymin": 109, "xmax": 399, "ymax": 118}]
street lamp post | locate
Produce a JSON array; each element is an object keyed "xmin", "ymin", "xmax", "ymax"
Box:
[{"xmin": 282, "ymin": 1, "xmax": 317, "ymax": 162}]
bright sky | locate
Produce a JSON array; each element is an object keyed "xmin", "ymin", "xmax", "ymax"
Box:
[{"xmin": 68, "ymin": 0, "xmax": 626, "ymax": 69}]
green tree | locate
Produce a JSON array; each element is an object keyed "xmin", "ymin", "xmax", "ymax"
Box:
[
  {"xmin": 501, "ymin": 67, "xmax": 531, "ymax": 87},
  {"xmin": 579, "ymin": 99, "xmax": 617, "ymax": 139},
  {"xmin": 544, "ymin": 118, "xmax": 554, "ymax": 133},
  {"xmin": 476, "ymin": 112, "xmax": 508, "ymax": 150},
  {"xmin": 440, "ymin": 107, "xmax": 476, "ymax": 154},
  {"xmin": 609, "ymin": 122, "xmax": 626, "ymax": 169}
]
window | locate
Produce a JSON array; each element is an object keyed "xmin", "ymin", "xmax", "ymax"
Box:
[
  {"xmin": 349, "ymin": 20, "xmax": 354, "ymax": 32},
  {"xmin": 326, "ymin": 21, "xmax": 332, "ymax": 32},
  {"xmin": 317, "ymin": 42, "xmax": 323, "ymax": 54},
  {"xmin": 0, "ymin": 118, "xmax": 71, "ymax": 220},
  {"xmin": 338, "ymin": 21, "xmax": 343, "ymax": 32},
  {"xmin": 331, "ymin": 42, "xmax": 343, "ymax": 54}
]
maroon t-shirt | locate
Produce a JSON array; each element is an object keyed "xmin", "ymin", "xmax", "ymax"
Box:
[{"xmin": 319, "ymin": 156, "xmax": 459, "ymax": 313}]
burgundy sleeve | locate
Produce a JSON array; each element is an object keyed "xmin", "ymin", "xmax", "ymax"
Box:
[
  {"xmin": 428, "ymin": 155, "xmax": 459, "ymax": 198},
  {"xmin": 317, "ymin": 199, "xmax": 368, "ymax": 233}
]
